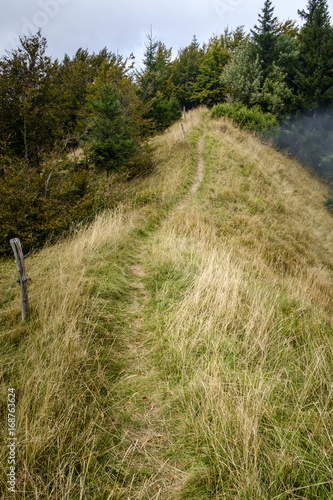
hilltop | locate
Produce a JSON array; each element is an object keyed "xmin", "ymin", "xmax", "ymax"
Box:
[{"xmin": 0, "ymin": 108, "xmax": 332, "ymax": 499}]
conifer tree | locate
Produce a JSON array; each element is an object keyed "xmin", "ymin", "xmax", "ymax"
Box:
[
  {"xmin": 297, "ymin": 0, "xmax": 333, "ymax": 110},
  {"xmin": 136, "ymin": 31, "xmax": 181, "ymax": 130},
  {"xmin": 88, "ymin": 85, "xmax": 137, "ymax": 177},
  {"xmin": 171, "ymin": 36, "xmax": 204, "ymax": 108},
  {"xmin": 251, "ymin": 0, "xmax": 279, "ymax": 73}
]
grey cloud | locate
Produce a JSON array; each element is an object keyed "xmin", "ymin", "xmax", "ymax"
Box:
[{"xmin": 0, "ymin": 0, "xmax": 331, "ymax": 62}]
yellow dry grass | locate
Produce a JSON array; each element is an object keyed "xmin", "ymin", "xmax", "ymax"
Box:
[
  {"xmin": 0, "ymin": 107, "xmax": 332, "ymax": 499},
  {"xmin": 0, "ymin": 207, "xmax": 143, "ymax": 497},
  {"xmin": 142, "ymin": 112, "xmax": 333, "ymax": 498}
]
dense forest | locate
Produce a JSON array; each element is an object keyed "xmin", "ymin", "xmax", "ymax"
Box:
[{"xmin": 1, "ymin": 0, "xmax": 332, "ymax": 255}]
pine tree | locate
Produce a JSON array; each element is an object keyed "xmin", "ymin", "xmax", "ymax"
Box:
[
  {"xmin": 136, "ymin": 31, "xmax": 181, "ymax": 130},
  {"xmin": 251, "ymin": 0, "xmax": 279, "ymax": 73},
  {"xmin": 189, "ymin": 36, "xmax": 231, "ymax": 107},
  {"xmin": 171, "ymin": 36, "xmax": 204, "ymax": 108},
  {"xmin": 297, "ymin": 0, "xmax": 333, "ymax": 110},
  {"xmin": 88, "ymin": 85, "xmax": 137, "ymax": 177}
]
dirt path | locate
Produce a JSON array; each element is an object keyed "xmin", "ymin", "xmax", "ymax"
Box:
[
  {"xmin": 177, "ymin": 136, "xmax": 205, "ymax": 211},
  {"xmin": 190, "ymin": 137, "xmax": 205, "ymax": 194},
  {"xmin": 116, "ymin": 136, "xmax": 205, "ymax": 498}
]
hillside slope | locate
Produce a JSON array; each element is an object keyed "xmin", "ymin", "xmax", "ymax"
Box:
[{"xmin": 0, "ymin": 108, "xmax": 332, "ymax": 499}]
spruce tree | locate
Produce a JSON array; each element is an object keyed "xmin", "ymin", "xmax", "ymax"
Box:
[
  {"xmin": 136, "ymin": 31, "xmax": 181, "ymax": 131},
  {"xmin": 171, "ymin": 36, "xmax": 204, "ymax": 108},
  {"xmin": 297, "ymin": 0, "xmax": 333, "ymax": 110},
  {"xmin": 136, "ymin": 31, "xmax": 159, "ymax": 102},
  {"xmin": 89, "ymin": 85, "xmax": 137, "ymax": 177},
  {"xmin": 251, "ymin": 0, "xmax": 279, "ymax": 73},
  {"xmin": 189, "ymin": 36, "xmax": 231, "ymax": 107}
]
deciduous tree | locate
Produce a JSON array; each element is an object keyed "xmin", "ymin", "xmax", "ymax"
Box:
[{"xmin": 0, "ymin": 31, "xmax": 61, "ymax": 166}]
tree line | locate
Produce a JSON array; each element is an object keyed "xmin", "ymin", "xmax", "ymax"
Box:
[{"xmin": 0, "ymin": 0, "xmax": 332, "ymax": 254}]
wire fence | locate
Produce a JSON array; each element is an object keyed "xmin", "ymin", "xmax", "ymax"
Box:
[{"xmin": 0, "ymin": 164, "xmax": 156, "ymax": 315}]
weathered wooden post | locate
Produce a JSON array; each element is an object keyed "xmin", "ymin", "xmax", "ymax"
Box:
[
  {"xmin": 181, "ymin": 122, "xmax": 187, "ymax": 137},
  {"xmin": 10, "ymin": 238, "xmax": 29, "ymax": 320}
]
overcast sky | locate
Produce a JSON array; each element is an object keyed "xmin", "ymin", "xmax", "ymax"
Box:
[{"xmin": 1, "ymin": 0, "xmax": 332, "ymax": 69}]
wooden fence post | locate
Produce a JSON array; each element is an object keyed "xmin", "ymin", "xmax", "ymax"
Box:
[
  {"xmin": 181, "ymin": 122, "xmax": 187, "ymax": 137},
  {"xmin": 10, "ymin": 238, "xmax": 29, "ymax": 320}
]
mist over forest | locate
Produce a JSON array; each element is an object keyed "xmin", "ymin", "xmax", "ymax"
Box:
[{"xmin": 276, "ymin": 110, "xmax": 333, "ymax": 180}]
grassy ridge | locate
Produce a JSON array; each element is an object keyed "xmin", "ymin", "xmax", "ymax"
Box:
[
  {"xmin": 143, "ymin": 115, "xmax": 333, "ymax": 498},
  {"xmin": 0, "ymin": 108, "xmax": 332, "ymax": 499},
  {"xmin": 0, "ymin": 113, "xmax": 200, "ymax": 499}
]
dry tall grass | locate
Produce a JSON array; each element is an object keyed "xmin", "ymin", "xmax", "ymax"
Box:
[
  {"xmin": 0, "ymin": 208, "xmax": 143, "ymax": 497},
  {"xmin": 0, "ymin": 108, "xmax": 332, "ymax": 499},
  {"xmin": 0, "ymin": 112, "xmax": 199, "ymax": 498},
  {"xmin": 143, "ymin": 113, "xmax": 333, "ymax": 498}
]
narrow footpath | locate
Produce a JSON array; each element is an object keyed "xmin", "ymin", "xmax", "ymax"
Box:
[{"xmin": 112, "ymin": 135, "xmax": 206, "ymax": 499}]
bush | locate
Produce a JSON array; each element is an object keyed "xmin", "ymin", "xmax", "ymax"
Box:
[
  {"xmin": 150, "ymin": 97, "xmax": 182, "ymax": 131},
  {"xmin": 0, "ymin": 159, "xmax": 97, "ymax": 256},
  {"xmin": 211, "ymin": 103, "xmax": 278, "ymax": 133}
]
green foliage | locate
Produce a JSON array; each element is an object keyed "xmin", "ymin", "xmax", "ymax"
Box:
[
  {"xmin": 254, "ymin": 63, "xmax": 297, "ymax": 115},
  {"xmin": 221, "ymin": 35, "xmax": 298, "ymax": 117},
  {"xmin": 273, "ymin": 34, "xmax": 301, "ymax": 94},
  {"xmin": 87, "ymin": 84, "xmax": 138, "ymax": 176},
  {"xmin": 171, "ymin": 36, "xmax": 205, "ymax": 109},
  {"xmin": 188, "ymin": 35, "xmax": 231, "ymax": 107},
  {"xmin": 275, "ymin": 111, "xmax": 333, "ymax": 180},
  {"xmin": 319, "ymin": 153, "xmax": 333, "ymax": 180},
  {"xmin": 0, "ymin": 31, "xmax": 62, "ymax": 166},
  {"xmin": 136, "ymin": 31, "xmax": 181, "ymax": 131},
  {"xmin": 297, "ymin": 0, "xmax": 333, "ymax": 110},
  {"xmin": 222, "ymin": 25, "xmax": 250, "ymax": 52},
  {"xmin": 251, "ymin": 0, "xmax": 279, "ymax": 73},
  {"xmin": 220, "ymin": 2, "xmax": 304, "ymax": 119},
  {"xmin": 0, "ymin": 158, "xmax": 97, "ymax": 255},
  {"xmin": 275, "ymin": 19, "xmax": 300, "ymax": 38},
  {"xmin": 221, "ymin": 42, "xmax": 262, "ymax": 106},
  {"xmin": 211, "ymin": 102, "xmax": 278, "ymax": 132},
  {"xmin": 325, "ymin": 189, "xmax": 333, "ymax": 214},
  {"xmin": 0, "ymin": 33, "xmax": 153, "ymax": 255},
  {"xmin": 171, "ymin": 29, "xmax": 247, "ymax": 110},
  {"xmin": 222, "ymin": 44, "xmax": 296, "ymax": 118},
  {"xmin": 60, "ymin": 49, "xmax": 98, "ymax": 135},
  {"xmin": 148, "ymin": 95, "xmax": 182, "ymax": 131}
]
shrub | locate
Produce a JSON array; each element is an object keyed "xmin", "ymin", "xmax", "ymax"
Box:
[
  {"xmin": 0, "ymin": 158, "xmax": 97, "ymax": 255},
  {"xmin": 211, "ymin": 102, "xmax": 278, "ymax": 133}
]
